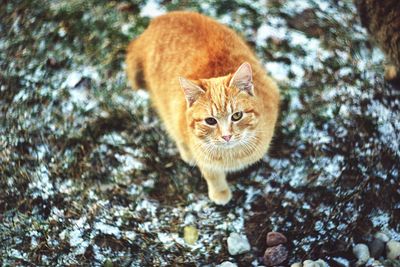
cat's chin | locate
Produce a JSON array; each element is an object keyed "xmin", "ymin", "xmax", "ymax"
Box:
[{"xmin": 216, "ymin": 140, "xmax": 240, "ymax": 149}]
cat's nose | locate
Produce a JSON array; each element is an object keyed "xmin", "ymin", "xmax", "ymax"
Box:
[{"xmin": 222, "ymin": 135, "xmax": 232, "ymax": 142}]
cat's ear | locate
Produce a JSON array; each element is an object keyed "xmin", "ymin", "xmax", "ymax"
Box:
[
  {"xmin": 229, "ymin": 62, "xmax": 254, "ymax": 96},
  {"xmin": 179, "ymin": 77, "xmax": 205, "ymax": 107}
]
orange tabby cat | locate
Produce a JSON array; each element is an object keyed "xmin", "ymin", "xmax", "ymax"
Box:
[{"xmin": 126, "ymin": 11, "xmax": 279, "ymax": 205}]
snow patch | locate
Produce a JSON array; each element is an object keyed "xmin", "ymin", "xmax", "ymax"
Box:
[
  {"xmin": 94, "ymin": 221, "xmax": 122, "ymax": 238},
  {"xmin": 140, "ymin": 0, "xmax": 165, "ymax": 18}
]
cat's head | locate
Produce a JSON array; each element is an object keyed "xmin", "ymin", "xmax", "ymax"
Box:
[{"xmin": 179, "ymin": 62, "xmax": 260, "ymax": 150}]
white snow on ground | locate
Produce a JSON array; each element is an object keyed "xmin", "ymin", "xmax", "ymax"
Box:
[
  {"xmin": 64, "ymin": 71, "xmax": 82, "ymax": 88},
  {"xmin": 62, "ymin": 67, "xmax": 100, "ymax": 112},
  {"xmin": 265, "ymin": 61, "xmax": 289, "ymax": 82},
  {"xmin": 140, "ymin": 0, "xmax": 166, "ymax": 18},
  {"xmin": 12, "ymin": 1, "xmax": 398, "ymax": 265},
  {"xmin": 282, "ymin": 1, "xmax": 314, "ymax": 14},
  {"xmin": 368, "ymin": 100, "xmax": 400, "ymax": 156},
  {"xmin": 94, "ymin": 222, "xmax": 121, "ymax": 238},
  {"xmin": 124, "ymin": 231, "xmax": 137, "ymax": 241},
  {"xmin": 157, "ymin": 232, "xmax": 183, "ymax": 248},
  {"xmin": 63, "ymin": 67, "xmax": 100, "ymax": 88},
  {"xmin": 68, "ymin": 229, "xmax": 85, "ymax": 247},
  {"xmin": 257, "ymin": 17, "xmax": 287, "ymax": 44},
  {"xmin": 370, "ymin": 210, "xmax": 390, "ymax": 228},
  {"xmin": 100, "ymin": 132, "xmax": 126, "ymax": 145},
  {"xmin": 369, "ymin": 210, "xmax": 400, "ymax": 241},
  {"xmin": 28, "ymin": 164, "xmax": 54, "ymax": 200},
  {"xmin": 114, "ymin": 147, "xmax": 144, "ymax": 172}
]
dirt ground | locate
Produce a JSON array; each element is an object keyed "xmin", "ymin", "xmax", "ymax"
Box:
[{"xmin": 1, "ymin": 0, "xmax": 399, "ymax": 266}]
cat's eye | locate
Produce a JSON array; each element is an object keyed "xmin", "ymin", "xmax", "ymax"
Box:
[
  {"xmin": 231, "ymin": 111, "xmax": 243, "ymax": 121},
  {"xmin": 205, "ymin": 117, "xmax": 217, "ymax": 125}
]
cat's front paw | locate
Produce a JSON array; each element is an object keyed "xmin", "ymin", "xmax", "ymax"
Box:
[{"xmin": 209, "ymin": 188, "xmax": 232, "ymax": 205}]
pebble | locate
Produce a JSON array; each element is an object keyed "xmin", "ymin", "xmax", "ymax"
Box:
[
  {"xmin": 103, "ymin": 259, "xmax": 113, "ymax": 267},
  {"xmin": 353, "ymin": 243, "xmax": 370, "ymax": 265},
  {"xmin": 374, "ymin": 232, "xmax": 390, "ymax": 243},
  {"xmin": 183, "ymin": 225, "xmax": 198, "ymax": 245},
  {"xmin": 315, "ymin": 259, "xmax": 329, "ymax": 267},
  {"xmin": 369, "ymin": 238, "xmax": 385, "ymax": 259},
  {"xmin": 266, "ymin": 231, "xmax": 288, "ymax": 247},
  {"xmin": 290, "ymin": 263, "xmax": 302, "ymax": 267},
  {"xmin": 216, "ymin": 261, "xmax": 238, "ymax": 267},
  {"xmin": 263, "ymin": 244, "xmax": 288, "ymax": 266},
  {"xmin": 386, "ymin": 240, "xmax": 400, "ymax": 260},
  {"xmin": 227, "ymin": 233, "xmax": 251, "ymax": 255},
  {"xmin": 303, "ymin": 259, "xmax": 329, "ymax": 267},
  {"xmin": 303, "ymin": 260, "xmax": 315, "ymax": 267},
  {"xmin": 332, "ymin": 257, "xmax": 350, "ymax": 267},
  {"xmin": 365, "ymin": 258, "xmax": 383, "ymax": 267}
]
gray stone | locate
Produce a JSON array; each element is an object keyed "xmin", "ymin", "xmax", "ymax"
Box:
[
  {"xmin": 303, "ymin": 260, "xmax": 317, "ymax": 267},
  {"xmin": 216, "ymin": 261, "xmax": 238, "ymax": 267},
  {"xmin": 303, "ymin": 259, "xmax": 328, "ymax": 267},
  {"xmin": 365, "ymin": 258, "xmax": 383, "ymax": 267},
  {"xmin": 314, "ymin": 259, "xmax": 329, "ymax": 267},
  {"xmin": 332, "ymin": 257, "xmax": 350, "ymax": 267},
  {"xmin": 386, "ymin": 240, "xmax": 400, "ymax": 260},
  {"xmin": 369, "ymin": 238, "xmax": 385, "ymax": 259},
  {"xmin": 227, "ymin": 233, "xmax": 250, "ymax": 255},
  {"xmin": 374, "ymin": 232, "xmax": 390, "ymax": 243},
  {"xmin": 353, "ymin": 243, "xmax": 370, "ymax": 265}
]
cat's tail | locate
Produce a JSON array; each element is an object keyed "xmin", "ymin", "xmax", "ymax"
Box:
[{"xmin": 125, "ymin": 38, "xmax": 146, "ymax": 90}]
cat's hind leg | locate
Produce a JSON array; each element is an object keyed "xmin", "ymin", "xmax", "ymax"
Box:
[
  {"xmin": 125, "ymin": 39, "xmax": 146, "ymax": 90},
  {"xmin": 199, "ymin": 167, "xmax": 231, "ymax": 205}
]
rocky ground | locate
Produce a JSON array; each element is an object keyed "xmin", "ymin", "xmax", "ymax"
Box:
[{"xmin": 1, "ymin": 0, "xmax": 399, "ymax": 266}]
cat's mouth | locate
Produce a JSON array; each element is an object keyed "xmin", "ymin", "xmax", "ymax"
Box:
[
  {"xmin": 203, "ymin": 138, "xmax": 239, "ymax": 149},
  {"xmin": 219, "ymin": 140, "xmax": 238, "ymax": 148},
  {"xmin": 216, "ymin": 137, "xmax": 244, "ymax": 149},
  {"xmin": 202, "ymin": 133, "xmax": 253, "ymax": 150}
]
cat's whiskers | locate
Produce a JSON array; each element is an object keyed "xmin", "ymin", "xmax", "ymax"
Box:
[
  {"xmin": 198, "ymin": 139, "xmax": 219, "ymax": 159},
  {"xmin": 240, "ymin": 135, "xmax": 261, "ymax": 156},
  {"xmin": 232, "ymin": 135, "xmax": 253, "ymax": 156}
]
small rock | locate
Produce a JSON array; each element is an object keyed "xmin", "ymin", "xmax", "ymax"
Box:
[
  {"xmin": 315, "ymin": 259, "xmax": 329, "ymax": 267},
  {"xmin": 365, "ymin": 258, "xmax": 383, "ymax": 267},
  {"xmin": 303, "ymin": 259, "xmax": 328, "ymax": 267},
  {"xmin": 381, "ymin": 259, "xmax": 400, "ymax": 266},
  {"xmin": 103, "ymin": 259, "xmax": 113, "ymax": 267},
  {"xmin": 263, "ymin": 244, "xmax": 288, "ymax": 266},
  {"xmin": 369, "ymin": 238, "xmax": 385, "ymax": 259},
  {"xmin": 332, "ymin": 257, "xmax": 350, "ymax": 267},
  {"xmin": 374, "ymin": 232, "xmax": 390, "ymax": 243},
  {"xmin": 266, "ymin": 231, "xmax": 288, "ymax": 247},
  {"xmin": 184, "ymin": 225, "xmax": 198, "ymax": 245},
  {"xmin": 353, "ymin": 243, "xmax": 370, "ymax": 265},
  {"xmin": 386, "ymin": 240, "xmax": 400, "ymax": 260},
  {"xmin": 227, "ymin": 233, "xmax": 251, "ymax": 255},
  {"xmin": 216, "ymin": 261, "xmax": 238, "ymax": 267},
  {"xmin": 384, "ymin": 64, "xmax": 398, "ymax": 81},
  {"xmin": 290, "ymin": 262, "xmax": 302, "ymax": 267},
  {"xmin": 303, "ymin": 260, "xmax": 315, "ymax": 267}
]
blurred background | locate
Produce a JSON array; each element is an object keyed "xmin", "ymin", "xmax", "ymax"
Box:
[{"xmin": 1, "ymin": 0, "xmax": 399, "ymax": 266}]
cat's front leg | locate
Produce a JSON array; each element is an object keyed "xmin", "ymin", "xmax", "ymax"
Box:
[{"xmin": 199, "ymin": 167, "xmax": 232, "ymax": 205}]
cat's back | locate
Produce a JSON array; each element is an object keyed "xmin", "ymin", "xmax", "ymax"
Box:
[
  {"xmin": 136, "ymin": 11, "xmax": 256, "ymax": 79},
  {"xmin": 145, "ymin": 11, "xmax": 233, "ymax": 44}
]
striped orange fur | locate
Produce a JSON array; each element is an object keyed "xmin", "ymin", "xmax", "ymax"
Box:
[{"xmin": 126, "ymin": 11, "xmax": 280, "ymax": 205}]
